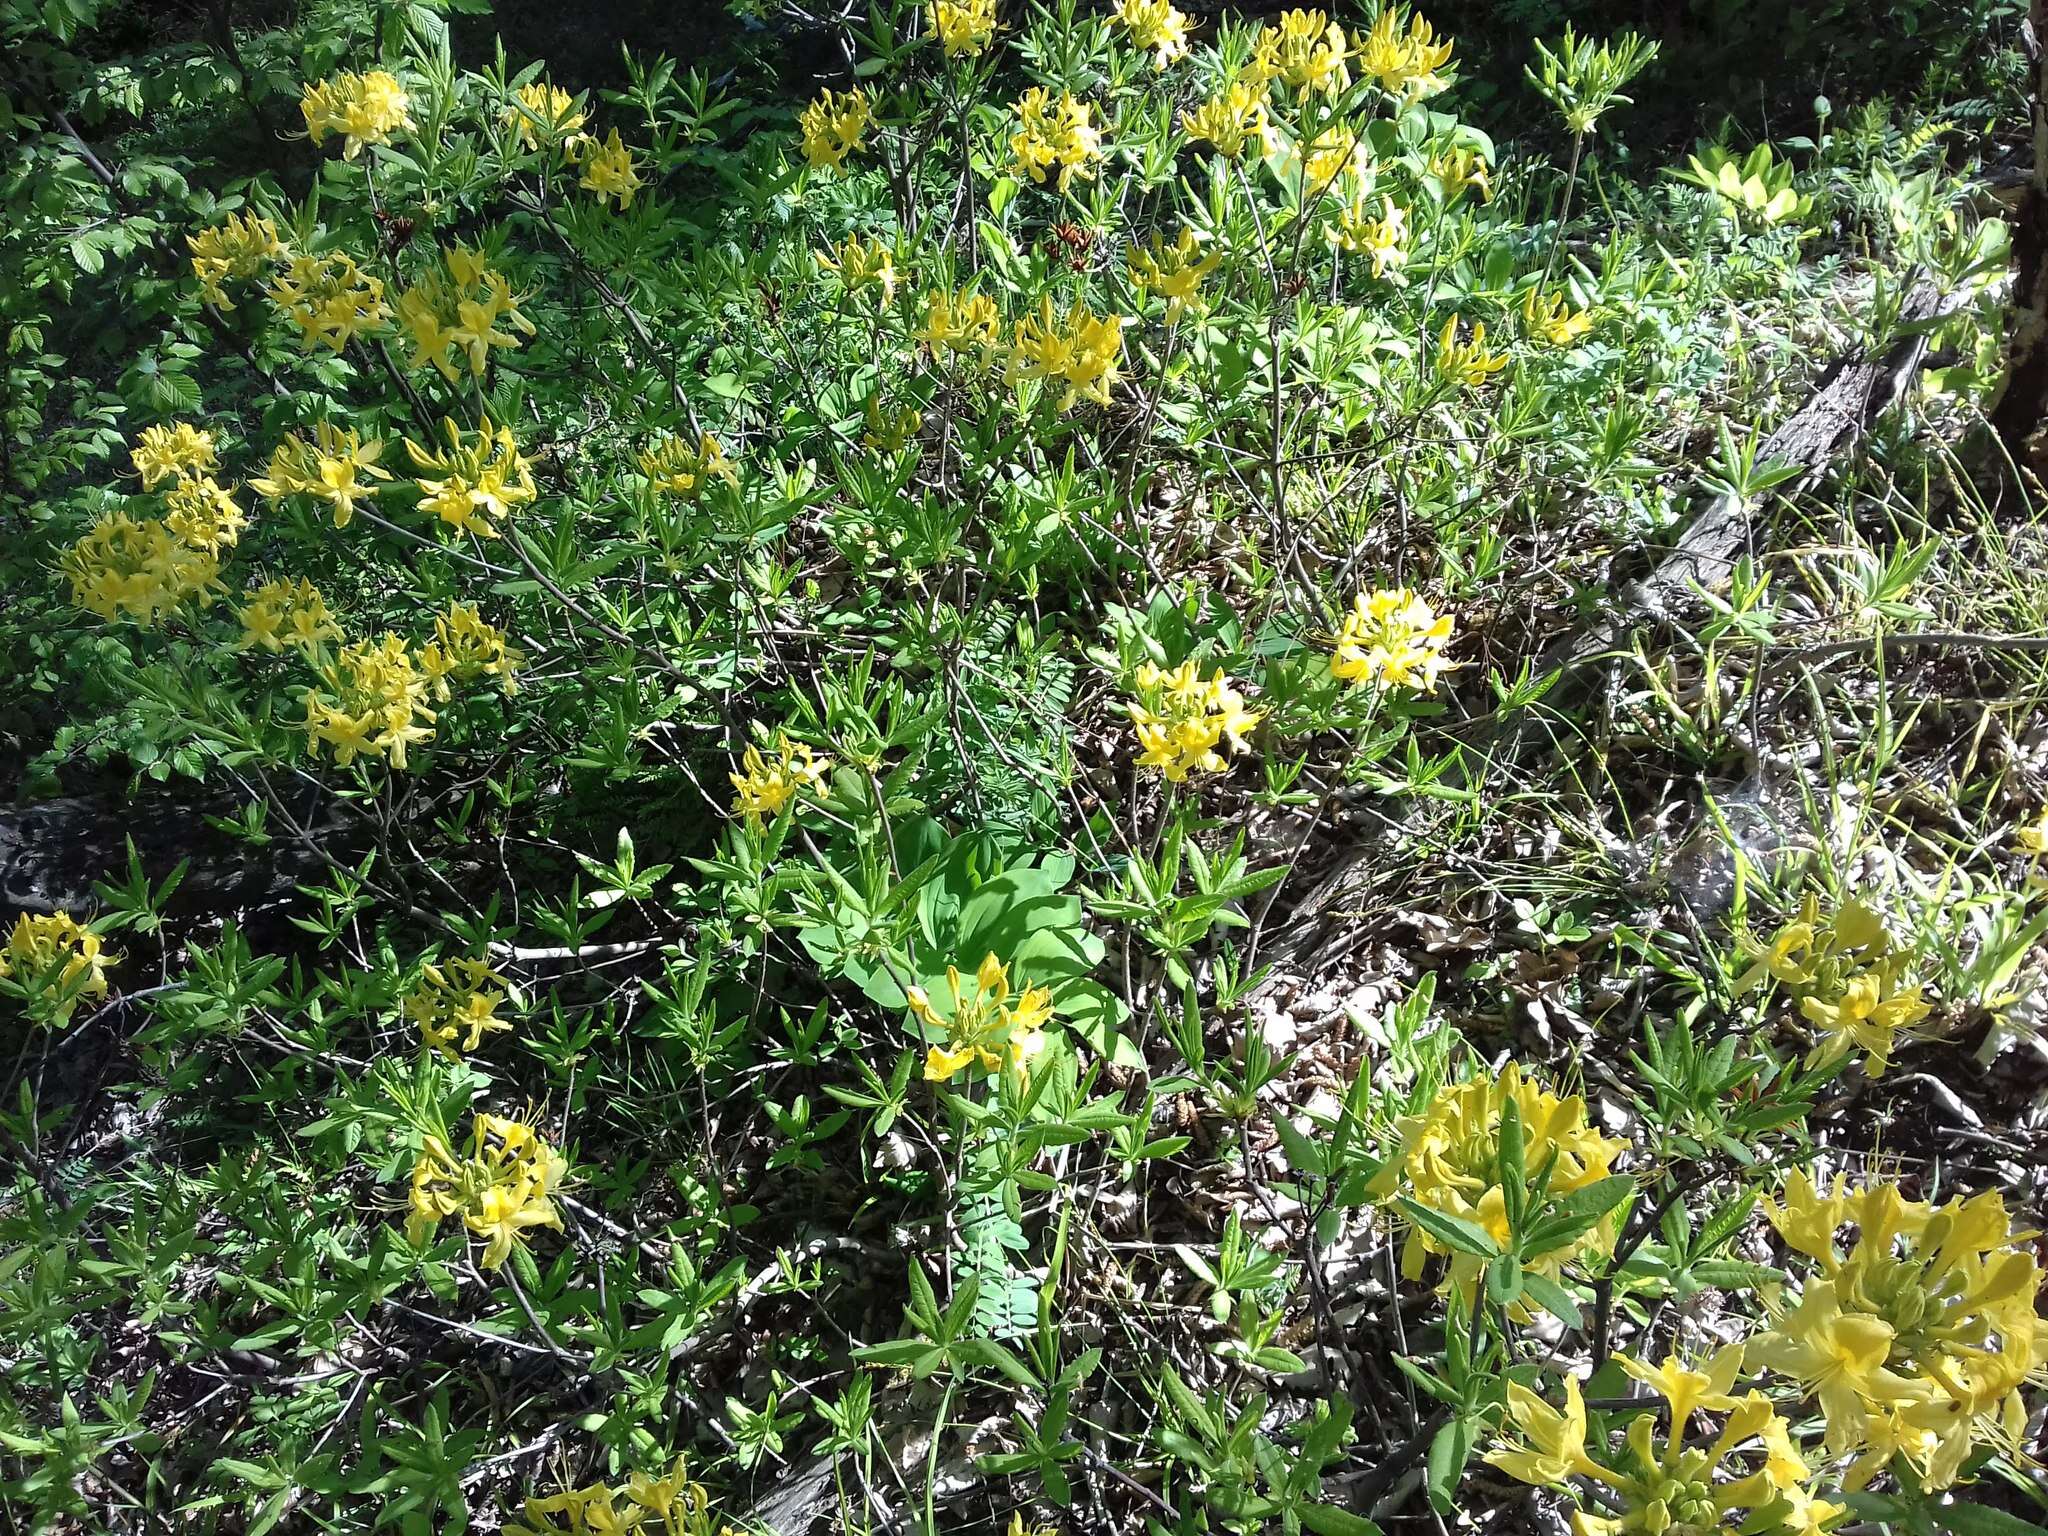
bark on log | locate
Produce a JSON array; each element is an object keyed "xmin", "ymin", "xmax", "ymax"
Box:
[{"xmin": 1256, "ymin": 276, "xmax": 1958, "ymax": 973}]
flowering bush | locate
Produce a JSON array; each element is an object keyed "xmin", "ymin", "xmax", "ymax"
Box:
[{"xmin": 0, "ymin": 0, "xmax": 2033, "ymax": 1532}]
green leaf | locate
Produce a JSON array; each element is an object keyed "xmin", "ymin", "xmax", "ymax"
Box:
[
  {"xmin": 1522, "ymin": 1176, "xmax": 1635, "ymax": 1256},
  {"xmin": 1930, "ymin": 1503, "xmax": 2048, "ymax": 1536},
  {"xmin": 1397, "ymin": 1197, "xmax": 1502, "ymax": 1259},
  {"xmin": 1519, "ymin": 1271, "xmax": 1584, "ymax": 1328},
  {"xmin": 1300, "ymin": 1506, "xmax": 1384, "ymax": 1536}
]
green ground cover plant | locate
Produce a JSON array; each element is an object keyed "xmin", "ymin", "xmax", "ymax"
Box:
[{"xmin": 2, "ymin": 1, "xmax": 2046, "ymax": 1533}]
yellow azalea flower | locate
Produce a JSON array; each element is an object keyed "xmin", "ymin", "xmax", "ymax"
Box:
[
  {"xmin": 1524, "ymin": 287, "xmax": 1593, "ymax": 347},
  {"xmin": 1429, "ymin": 146, "xmax": 1492, "ymax": 202},
  {"xmin": 1008, "ymin": 296, "xmax": 1126, "ymax": 412},
  {"xmin": 1490, "ymin": 1363, "xmax": 1815, "ymax": 1536},
  {"xmin": 908, "ymin": 952, "xmax": 1055, "ymax": 1084},
  {"xmin": 816, "ymin": 234, "xmax": 899, "ymax": 303},
  {"xmin": 161, "ymin": 475, "xmax": 249, "ymax": 553},
  {"xmin": 250, "ymin": 421, "xmax": 392, "ymax": 528},
  {"xmin": 1126, "ymin": 228, "xmax": 1220, "ymax": 322},
  {"xmin": 300, "ymin": 69, "xmax": 414, "ymax": 159},
  {"xmin": 187, "ymin": 211, "xmax": 286, "ymax": 308},
  {"xmin": 505, "ymin": 81, "xmax": 585, "ymax": 150},
  {"xmin": 916, "ymin": 287, "xmax": 1001, "ymax": 361},
  {"xmin": 404, "ymin": 416, "xmax": 537, "ymax": 539},
  {"xmin": 302, "ymin": 633, "xmax": 436, "ymax": 769},
  {"xmin": 1751, "ymin": 1175, "xmax": 2044, "ymax": 1489},
  {"xmin": 638, "ymin": 432, "xmax": 738, "ymax": 499},
  {"xmin": 393, "ymin": 245, "xmax": 537, "ymax": 382},
  {"xmin": 1486, "ymin": 1376, "xmax": 1625, "ymax": 1488},
  {"xmin": 62, "ymin": 510, "xmax": 221, "ymax": 625},
  {"xmin": 1736, "ymin": 896, "xmax": 1929, "ymax": 1077},
  {"xmin": 729, "ymin": 734, "xmax": 833, "ymax": 828},
  {"xmin": 1249, "ymin": 9, "xmax": 1353, "ymax": 97},
  {"xmin": 1125, "ymin": 659, "xmax": 1261, "ymax": 782},
  {"xmin": 861, "ymin": 395, "xmax": 923, "ymax": 453},
  {"xmin": 575, "ymin": 128, "xmax": 643, "ymax": 209},
  {"xmin": 1799, "ymin": 966, "xmax": 1928, "ymax": 1077},
  {"xmin": 407, "ymin": 1112, "xmax": 565, "ymax": 1270},
  {"xmin": 798, "ymin": 87, "xmax": 872, "ymax": 172},
  {"xmin": 1436, "ymin": 316, "xmax": 1508, "ymax": 388},
  {"xmin": 1009, "ymin": 87, "xmax": 1102, "ymax": 193},
  {"xmin": 1182, "ymin": 76, "xmax": 1273, "ymax": 160},
  {"xmin": 1113, "ymin": 0, "xmax": 1192, "ymax": 69},
  {"xmin": 0, "ymin": 912, "xmax": 115, "ymax": 1023},
  {"xmin": 131, "ymin": 422, "xmax": 218, "ymax": 490},
  {"xmin": 1330, "ymin": 586, "xmax": 1456, "ymax": 691},
  {"xmin": 1285, "ymin": 121, "xmax": 1374, "ymax": 196},
  {"xmin": 1327, "ymin": 195, "xmax": 1409, "ymax": 280},
  {"xmin": 1368, "ymin": 1062, "xmax": 1624, "ymax": 1299},
  {"xmin": 506, "ymin": 1457, "xmax": 727, "ymax": 1536},
  {"xmin": 419, "ymin": 601, "xmax": 523, "ymax": 699},
  {"xmin": 238, "ymin": 577, "xmax": 341, "ymax": 656},
  {"xmin": 929, "ymin": 0, "xmax": 996, "ymax": 57},
  {"xmin": 406, "ymin": 955, "xmax": 514, "ymax": 1060},
  {"xmin": 1357, "ymin": 8, "xmax": 1455, "ymax": 102},
  {"xmin": 267, "ymin": 251, "xmax": 390, "ymax": 352},
  {"xmin": 2015, "ymin": 806, "xmax": 2048, "ymax": 855},
  {"xmin": 1618, "ymin": 1346, "xmax": 1744, "ymax": 1439}
]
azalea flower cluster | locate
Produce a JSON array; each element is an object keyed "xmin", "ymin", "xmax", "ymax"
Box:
[
  {"xmin": 394, "ymin": 245, "xmax": 537, "ymax": 382},
  {"xmin": 1354, "ymin": 7, "xmax": 1456, "ymax": 102},
  {"xmin": 65, "ymin": 424, "xmax": 242, "ymax": 624},
  {"xmin": 1328, "ymin": 195, "xmax": 1409, "ymax": 279},
  {"xmin": 797, "ymin": 87, "xmax": 872, "ymax": 172},
  {"xmin": 268, "ymin": 251, "xmax": 390, "ymax": 353},
  {"xmin": 407, "ymin": 1112, "xmax": 566, "ymax": 1270},
  {"xmin": 638, "ymin": 432, "xmax": 738, "ymax": 500},
  {"xmin": 1009, "ymin": 87, "xmax": 1103, "ymax": 192},
  {"xmin": 504, "ymin": 81, "xmax": 587, "ymax": 151},
  {"xmin": 1437, "ymin": 316, "xmax": 1510, "ymax": 387},
  {"xmin": 569, "ymin": 129, "xmax": 643, "ymax": 209},
  {"xmin": 929, "ymin": 0, "xmax": 997, "ymax": 59},
  {"xmin": 187, "ymin": 211, "xmax": 286, "ymax": 309},
  {"xmin": 1753, "ymin": 1172, "xmax": 2044, "ymax": 1489},
  {"xmin": 1370, "ymin": 1063, "xmax": 1625, "ymax": 1296},
  {"xmin": 303, "ymin": 633, "xmax": 436, "ymax": 769},
  {"xmin": 730, "ymin": 735, "xmax": 834, "ymax": 827},
  {"xmin": 917, "ymin": 286, "xmax": 1002, "ymax": 362},
  {"xmin": 406, "ymin": 955, "xmax": 514, "ymax": 1060},
  {"xmin": 421, "ymin": 602, "xmax": 524, "ymax": 698},
  {"xmin": 1009, "ymin": 297, "xmax": 1127, "ymax": 412},
  {"xmin": 1182, "ymin": 77, "xmax": 1275, "ymax": 160},
  {"xmin": 1127, "ymin": 228, "xmax": 1220, "ymax": 321},
  {"xmin": 1330, "ymin": 587, "xmax": 1457, "ymax": 692},
  {"xmin": 1737, "ymin": 896, "xmax": 1930, "ymax": 1077},
  {"xmin": 249, "ymin": 422, "xmax": 392, "ymax": 528},
  {"xmin": 1489, "ymin": 1348, "xmax": 1842, "ymax": 1536},
  {"xmin": 404, "ymin": 416, "xmax": 538, "ymax": 539},
  {"xmin": 1525, "ymin": 287, "xmax": 1594, "ymax": 347},
  {"xmin": 908, "ymin": 954, "xmax": 1053, "ymax": 1083},
  {"xmin": 1125, "ymin": 660, "xmax": 1261, "ymax": 782},
  {"xmin": 0, "ymin": 911, "xmax": 115, "ymax": 1023},
  {"xmin": 300, "ymin": 68, "xmax": 413, "ymax": 159},
  {"xmin": 239, "ymin": 576, "xmax": 342, "ymax": 655},
  {"xmin": 1250, "ymin": 8, "xmax": 1356, "ymax": 97},
  {"xmin": 817, "ymin": 233, "xmax": 898, "ymax": 303},
  {"xmin": 1113, "ymin": 0, "xmax": 1192, "ymax": 69},
  {"xmin": 506, "ymin": 1456, "xmax": 734, "ymax": 1536}
]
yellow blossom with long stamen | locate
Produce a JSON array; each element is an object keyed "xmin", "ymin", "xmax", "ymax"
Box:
[
  {"xmin": 1127, "ymin": 228, "xmax": 1220, "ymax": 322},
  {"xmin": 1009, "ymin": 88, "xmax": 1102, "ymax": 192},
  {"xmin": 908, "ymin": 953, "xmax": 1054, "ymax": 1083},
  {"xmin": 798, "ymin": 88, "xmax": 872, "ymax": 172},
  {"xmin": 1249, "ymin": 9, "xmax": 1353, "ymax": 97},
  {"xmin": 1749, "ymin": 1172, "xmax": 2045, "ymax": 1489},
  {"xmin": 0, "ymin": 912, "xmax": 116, "ymax": 1023},
  {"xmin": 729, "ymin": 735, "xmax": 833, "ymax": 828},
  {"xmin": 1113, "ymin": 0, "xmax": 1192, "ymax": 68},
  {"xmin": 1008, "ymin": 297, "xmax": 1126, "ymax": 411},
  {"xmin": 1330, "ymin": 587, "xmax": 1456, "ymax": 691},
  {"xmin": 1125, "ymin": 660, "xmax": 1261, "ymax": 781},
  {"xmin": 300, "ymin": 69, "xmax": 414, "ymax": 159},
  {"xmin": 239, "ymin": 577, "xmax": 341, "ymax": 656},
  {"xmin": 404, "ymin": 417, "xmax": 537, "ymax": 540},
  {"xmin": 1182, "ymin": 77, "xmax": 1273, "ymax": 160},
  {"xmin": 406, "ymin": 1112, "xmax": 565, "ymax": 1270},
  {"xmin": 250, "ymin": 422, "xmax": 392, "ymax": 528},
  {"xmin": 929, "ymin": 0, "xmax": 997, "ymax": 57},
  {"xmin": 187, "ymin": 212, "xmax": 286, "ymax": 308}
]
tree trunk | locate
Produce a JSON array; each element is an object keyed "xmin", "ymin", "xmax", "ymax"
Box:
[{"xmin": 1991, "ymin": 1, "xmax": 2048, "ymax": 474}]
